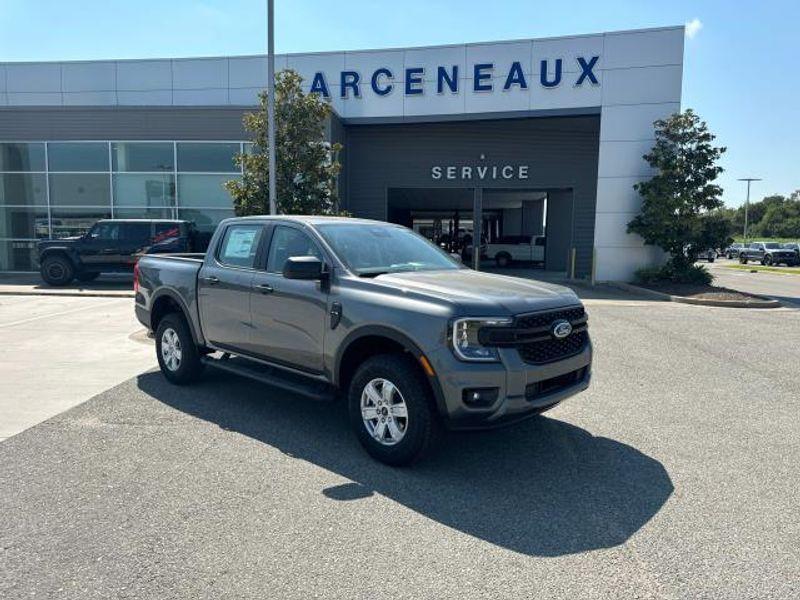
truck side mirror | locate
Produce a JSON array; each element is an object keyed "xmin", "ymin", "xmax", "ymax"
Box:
[{"xmin": 283, "ymin": 256, "xmax": 324, "ymax": 280}]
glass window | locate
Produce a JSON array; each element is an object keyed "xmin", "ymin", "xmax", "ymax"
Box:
[
  {"xmin": 0, "ymin": 173, "xmax": 47, "ymax": 205},
  {"xmin": 177, "ymin": 142, "xmax": 240, "ymax": 172},
  {"xmin": 47, "ymin": 142, "xmax": 109, "ymax": 172},
  {"xmin": 114, "ymin": 207, "xmax": 174, "ymax": 220},
  {"xmin": 217, "ymin": 224, "xmax": 263, "ymax": 268},
  {"xmin": 49, "ymin": 174, "xmax": 110, "ymax": 206},
  {"xmin": 154, "ymin": 222, "xmax": 182, "ymax": 244},
  {"xmin": 51, "ymin": 207, "xmax": 111, "ymax": 238},
  {"xmin": 177, "ymin": 174, "xmax": 238, "ymax": 208},
  {"xmin": 0, "ymin": 143, "xmax": 46, "ymax": 172},
  {"xmin": 316, "ymin": 223, "xmax": 459, "ymax": 276},
  {"xmin": 178, "ymin": 208, "xmax": 234, "ymax": 233},
  {"xmin": 113, "ymin": 173, "xmax": 175, "ymax": 208},
  {"xmin": 0, "ymin": 206, "xmax": 50, "ymax": 239},
  {"xmin": 120, "ymin": 222, "xmax": 152, "ymax": 243},
  {"xmin": 87, "ymin": 221, "xmax": 120, "ymax": 241},
  {"xmin": 112, "ymin": 142, "xmax": 174, "ymax": 172},
  {"xmin": 0, "ymin": 240, "xmax": 38, "ymax": 271},
  {"xmin": 266, "ymin": 226, "xmax": 323, "ymax": 273}
]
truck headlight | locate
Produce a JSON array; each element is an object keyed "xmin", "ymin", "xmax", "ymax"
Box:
[{"xmin": 451, "ymin": 317, "xmax": 512, "ymax": 362}]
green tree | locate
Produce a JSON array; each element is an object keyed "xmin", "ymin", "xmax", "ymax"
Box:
[
  {"xmin": 226, "ymin": 70, "xmax": 343, "ymax": 216},
  {"xmin": 749, "ymin": 193, "xmax": 800, "ymax": 238},
  {"xmin": 627, "ymin": 109, "xmax": 727, "ymax": 272}
]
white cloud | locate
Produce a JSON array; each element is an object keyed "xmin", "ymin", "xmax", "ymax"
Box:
[{"xmin": 685, "ymin": 18, "xmax": 703, "ymax": 39}]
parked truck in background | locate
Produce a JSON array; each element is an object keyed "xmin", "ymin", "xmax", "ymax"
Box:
[
  {"xmin": 485, "ymin": 235, "xmax": 546, "ymax": 267},
  {"xmin": 37, "ymin": 219, "xmax": 201, "ymax": 286},
  {"xmin": 134, "ymin": 216, "xmax": 592, "ymax": 466},
  {"xmin": 739, "ymin": 242, "xmax": 799, "ymax": 266}
]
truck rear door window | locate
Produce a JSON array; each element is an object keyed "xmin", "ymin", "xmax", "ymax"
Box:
[{"xmin": 217, "ymin": 224, "xmax": 264, "ymax": 269}]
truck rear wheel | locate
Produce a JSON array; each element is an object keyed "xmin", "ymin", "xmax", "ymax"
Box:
[
  {"xmin": 495, "ymin": 253, "xmax": 511, "ymax": 268},
  {"xmin": 348, "ymin": 354, "xmax": 439, "ymax": 466},
  {"xmin": 40, "ymin": 255, "xmax": 75, "ymax": 286},
  {"xmin": 155, "ymin": 313, "xmax": 203, "ymax": 385}
]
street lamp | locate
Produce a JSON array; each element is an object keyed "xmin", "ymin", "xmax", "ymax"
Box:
[
  {"xmin": 737, "ymin": 178, "xmax": 761, "ymax": 241},
  {"xmin": 267, "ymin": 0, "xmax": 277, "ymax": 215}
]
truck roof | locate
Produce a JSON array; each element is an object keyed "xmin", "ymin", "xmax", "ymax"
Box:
[
  {"xmin": 96, "ymin": 218, "xmax": 190, "ymax": 223},
  {"xmin": 229, "ymin": 215, "xmax": 393, "ymax": 227}
]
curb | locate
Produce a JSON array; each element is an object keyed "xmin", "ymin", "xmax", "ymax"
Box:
[
  {"xmin": 609, "ymin": 282, "xmax": 781, "ymax": 309},
  {"xmin": 0, "ymin": 289, "xmax": 134, "ymax": 299}
]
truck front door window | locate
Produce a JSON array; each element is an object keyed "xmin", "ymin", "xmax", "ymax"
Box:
[{"xmin": 266, "ymin": 226, "xmax": 323, "ymax": 273}]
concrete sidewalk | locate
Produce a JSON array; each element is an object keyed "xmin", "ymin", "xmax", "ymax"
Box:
[
  {"xmin": 0, "ymin": 273, "xmax": 134, "ymax": 298},
  {"xmin": 0, "ymin": 294, "xmax": 154, "ymax": 440}
]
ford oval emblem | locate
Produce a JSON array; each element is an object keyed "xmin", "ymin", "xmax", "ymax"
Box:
[{"xmin": 551, "ymin": 319, "xmax": 573, "ymax": 339}]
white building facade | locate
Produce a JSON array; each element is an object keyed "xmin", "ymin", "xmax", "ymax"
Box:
[{"xmin": 0, "ymin": 26, "xmax": 683, "ymax": 279}]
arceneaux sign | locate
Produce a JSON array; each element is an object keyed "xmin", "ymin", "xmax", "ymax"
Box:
[{"xmin": 308, "ymin": 56, "xmax": 600, "ymax": 99}]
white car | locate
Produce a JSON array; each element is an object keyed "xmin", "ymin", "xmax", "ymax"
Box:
[{"xmin": 486, "ymin": 235, "xmax": 546, "ymax": 267}]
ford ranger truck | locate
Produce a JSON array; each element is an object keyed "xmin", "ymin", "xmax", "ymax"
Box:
[{"xmin": 134, "ymin": 216, "xmax": 592, "ymax": 466}]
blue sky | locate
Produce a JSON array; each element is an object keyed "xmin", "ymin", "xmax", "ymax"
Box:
[{"xmin": 1, "ymin": 0, "xmax": 796, "ymax": 206}]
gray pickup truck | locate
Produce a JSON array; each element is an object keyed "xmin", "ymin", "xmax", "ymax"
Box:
[{"xmin": 135, "ymin": 216, "xmax": 592, "ymax": 465}]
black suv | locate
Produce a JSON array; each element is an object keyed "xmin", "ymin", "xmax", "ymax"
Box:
[{"xmin": 37, "ymin": 219, "xmax": 199, "ymax": 286}]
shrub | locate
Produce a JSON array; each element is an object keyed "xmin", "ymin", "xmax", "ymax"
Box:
[{"xmin": 634, "ymin": 264, "xmax": 713, "ymax": 286}]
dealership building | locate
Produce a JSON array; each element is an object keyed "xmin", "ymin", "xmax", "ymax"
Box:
[{"xmin": 0, "ymin": 26, "xmax": 684, "ymax": 280}]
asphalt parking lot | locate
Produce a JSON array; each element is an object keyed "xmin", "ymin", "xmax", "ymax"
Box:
[
  {"xmin": 707, "ymin": 259, "xmax": 800, "ymax": 306},
  {"xmin": 1, "ymin": 289, "xmax": 799, "ymax": 599}
]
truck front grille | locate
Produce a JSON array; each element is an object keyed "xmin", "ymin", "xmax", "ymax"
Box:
[
  {"xmin": 513, "ymin": 306, "xmax": 589, "ymax": 365},
  {"xmin": 517, "ymin": 330, "xmax": 589, "ymax": 365}
]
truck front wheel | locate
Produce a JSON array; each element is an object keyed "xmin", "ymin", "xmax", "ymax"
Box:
[
  {"xmin": 155, "ymin": 313, "xmax": 204, "ymax": 385},
  {"xmin": 348, "ymin": 355, "xmax": 440, "ymax": 466},
  {"xmin": 40, "ymin": 255, "xmax": 75, "ymax": 286}
]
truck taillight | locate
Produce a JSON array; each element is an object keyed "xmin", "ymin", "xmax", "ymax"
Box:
[{"xmin": 133, "ymin": 261, "xmax": 140, "ymax": 293}]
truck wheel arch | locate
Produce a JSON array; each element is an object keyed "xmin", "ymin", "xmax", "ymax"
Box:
[
  {"xmin": 39, "ymin": 247, "xmax": 76, "ymax": 264},
  {"xmin": 335, "ymin": 326, "xmax": 448, "ymax": 418},
  {"xmin": 150, "ymin": 290, "xmax": 202, "ymax": 346}
]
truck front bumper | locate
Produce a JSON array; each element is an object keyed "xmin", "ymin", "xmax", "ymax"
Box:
[{"xmin": 427, "ymin": 341, "xmax": 592, "ymax": 430}]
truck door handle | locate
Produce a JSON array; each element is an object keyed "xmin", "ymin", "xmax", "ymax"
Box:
[
  {"xmin": 254, "ymin": 283, "xmax": 274, "ymax": 294},
  {"xmin": 202, "ymin": 276, "xmax": 220, "ymax": 285}
]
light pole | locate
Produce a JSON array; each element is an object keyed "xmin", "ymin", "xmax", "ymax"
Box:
[
  {"xmin": 737, "ymin": 177, "xmax": 761, "ymax": 241},
  {"xmin": 267, "ymin": 0, "xmax": 277, "ymax": 215}
]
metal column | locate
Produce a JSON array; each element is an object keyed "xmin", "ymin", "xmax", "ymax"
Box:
[{"xmin": 472, "ymin": 187, "xmax": 482, "ymax": 271}]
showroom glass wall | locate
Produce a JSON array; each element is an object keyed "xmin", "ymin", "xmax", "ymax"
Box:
[{"xmin": 0, "ymin": 141, "xmax": 248, "ymax": 270}]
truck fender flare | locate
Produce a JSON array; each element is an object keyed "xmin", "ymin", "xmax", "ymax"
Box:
[
  {"xmin": 39, "ymin": 246, "xmax": 78, "ymax": 263},
  {"xmin": 150, "ymin": 288, "xmax": 203, "ymax": 346},
  {"xmin": 334, "ymin": 325, "xmax": 448, "ymax": 418}
]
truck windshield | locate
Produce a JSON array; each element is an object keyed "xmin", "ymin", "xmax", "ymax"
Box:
[
  {"xmin": 316, "ymin": 223, "xmax": 461, "ymax": 276},
  {"xmin": 764, "ymin": 243, "xmax": 781, "ymax": 249}
]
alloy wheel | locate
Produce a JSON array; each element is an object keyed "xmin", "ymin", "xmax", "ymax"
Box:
[
  {"xmin": 360, "ymin": 378, "xmax": 409, "ymax": 446},
  {"xmin": 161, "ymin": 327, "xmax": 182, "ymax": 371}
]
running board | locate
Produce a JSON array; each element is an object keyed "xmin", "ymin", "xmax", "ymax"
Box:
[{"xmin": 201, "ymin": 355, "xmax": 337, "ymax": 402}]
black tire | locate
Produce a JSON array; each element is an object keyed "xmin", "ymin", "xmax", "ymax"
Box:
[
  {"xmin": 495, "ymin": 253, "xmax": 511, "ymax": 268},
  {"xmin": 155, "ymin": 313, "xmax": 204, "ymax": 385},
  {"xmin": 40, "ymin": 254, "xmax": 75, "ymax": 286},
  {"xmin": 708, "ymin": 255, "xmax": 715, "ymax": 263},
  {"xmin": 348, "ymin": 354, "xmax": 440, "ymax": 466},
  {"xmin": 76, "ymin": 271, "xmax": 100, "ymax": 282},
  {"xmin": 740, "ymin": 256, "xmax": 748, "ymax": 264},
  {"xmin": 763, "ymin": 255, "xmax": 773, "ymax": 266}
]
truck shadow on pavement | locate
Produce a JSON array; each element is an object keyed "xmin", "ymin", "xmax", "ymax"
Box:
[{"xmin": 137, "ymin": 370, "xmax": 673, "ymax": 558}]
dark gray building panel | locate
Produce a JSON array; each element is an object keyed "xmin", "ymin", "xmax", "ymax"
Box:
[
  {"xmin": 343, "ymin": 116, "xmax": 600, "ymax": 276},
  {"xmin": 0, "ymin": 107, "xmax": 251, "ymax": 140}
]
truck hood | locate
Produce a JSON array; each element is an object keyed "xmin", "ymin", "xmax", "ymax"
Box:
[
  {"xmin": 38, "ymin": 237, "xmax": 80, "ymax": 248},
  {"xmin": 371, "ymin": 269, "xmax": 581, "ymax": 315}
]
